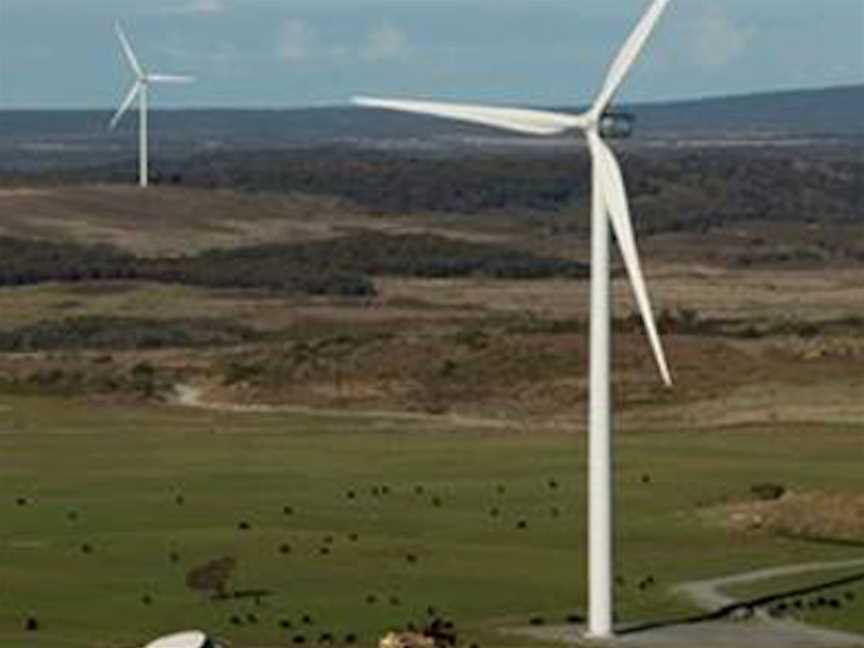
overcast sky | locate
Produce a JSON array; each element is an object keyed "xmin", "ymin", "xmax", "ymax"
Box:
[{"xmin": 0, "ymin": 0, "xmax": 861, "ymax": 109}]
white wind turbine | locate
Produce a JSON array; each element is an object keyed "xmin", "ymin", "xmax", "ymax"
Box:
[
  {"xmin": 353, "ymin": 0, "xmax": 672, "ymax": 639},
  {"xmin": 109, "ymin": 23, "xmax": 195, "ymax": 188}
]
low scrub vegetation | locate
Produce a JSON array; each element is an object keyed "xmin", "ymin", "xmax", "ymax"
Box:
[
  {"xmin": 0, "ymin": 232, "xmax": 584, "ymax": 297},
  {"xmin": 0, "ymin": 316, "xmax": 262, "ymax": 352}
]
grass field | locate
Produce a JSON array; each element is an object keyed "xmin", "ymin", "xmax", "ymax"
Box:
[{"xmin": 2, "ymin": 395, "xmax": 863, "ymax": 648}]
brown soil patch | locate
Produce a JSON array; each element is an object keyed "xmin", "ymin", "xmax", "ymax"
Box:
[{"xmin": 718, "ymin": 491, "xmax": 864, "ymax": 541}]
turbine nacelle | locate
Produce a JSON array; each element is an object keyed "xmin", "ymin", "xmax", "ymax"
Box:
[{"xmin": 598, "ymin": 112, "xmax": 635, "ymax": 140}]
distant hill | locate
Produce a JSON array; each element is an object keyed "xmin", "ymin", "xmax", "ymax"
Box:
[
  {"xmin": 0, "ymin": 85, "xmax": 861, "ymax": 172},
  {"xmin": 629, "ymin": 85, "xmax": 864, "ymax": 137}
]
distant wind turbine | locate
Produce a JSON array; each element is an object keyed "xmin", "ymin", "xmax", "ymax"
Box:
[
  {"xmin": 109, "ymin": 23, "xmax": 195, "ymax": 188},
  {"xmin": 353, "ymin": 0, "xmax": 672, "ymax": 639}
]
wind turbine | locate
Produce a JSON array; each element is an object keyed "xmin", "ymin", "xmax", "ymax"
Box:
[
  {"xmin": 352, "ymin": 0, "xmax": 672, "ymax": 639},
  {"xmin": 109, "ymin": 23, "xmax": 195, "ymax": 188}
]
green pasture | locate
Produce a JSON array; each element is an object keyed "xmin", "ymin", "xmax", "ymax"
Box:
[{"xmin": 0, "ymin": 396, "xmax": 862, "ymax": 647}]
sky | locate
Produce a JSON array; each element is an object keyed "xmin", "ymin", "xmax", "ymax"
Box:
[{"xmin": 0, "ymin": 0, "xmax": 862, "ymax": 110}]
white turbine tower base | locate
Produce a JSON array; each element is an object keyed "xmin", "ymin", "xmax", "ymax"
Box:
[
  {"xmin": 109, "ymin": 23, "xmax": 195, "ymax": 188},
  {"xmin": 352, "ymin": 0, "xmax": 673, "ymax": 638}
]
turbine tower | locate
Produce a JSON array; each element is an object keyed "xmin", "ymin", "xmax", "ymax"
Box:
[
  {"xmin": 352, "ymin": 0, "xmax": 672, "ymax": 638},
  {"xmin": 109, "ymin": 23, "xmax": 195, "ymax": 188}
]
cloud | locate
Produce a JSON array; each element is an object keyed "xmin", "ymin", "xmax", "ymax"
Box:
[
  {"xmin": 361, "ymin": 22, "xmax": 410, "ymax": 63},
  {"xmin": 276, "ymin": 19, "xmax": 318, "ymax": 63},
  {"xmin": 164, "ymin": 0, "xmax": 227, "ymax": 15},
  {"xmin": 690, "ymin": 6, "xmax": 755, "ymax": 68}
]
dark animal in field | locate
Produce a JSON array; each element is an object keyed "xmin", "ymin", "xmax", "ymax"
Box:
[
  {"xmin": 637, "ymin": 576, "xmax": 656, "ymax": 590},
  {"xmin": 25, "ymin": 617, "xmax": 38, "ymax": 631}
]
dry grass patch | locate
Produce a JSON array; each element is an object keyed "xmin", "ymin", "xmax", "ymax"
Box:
[{"xmin": 718, "ymin": 491, "xmax": 864, "ymax": 542}]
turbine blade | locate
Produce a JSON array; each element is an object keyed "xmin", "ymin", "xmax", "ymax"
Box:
[
  {"xmin": 147, "ymin": 74, "xmax": 196, "ymax": 83},
  {"xmin": 590, "ymin": 0, "xmax": 670, "ymax": 118},
  {"xmin": 115, "ymin": 22, "xmax": 144, "ymax": 77},
  {"xmin": 590, "ymin": 131, "xmax": 672, "ymax": 386},
  {"xmin": 352, "ymin": 96, "xmax": 587, "ymax": 136},
  {"xmin": 109, "ymin": 82, "xmax": 141, "ymax": 130}
]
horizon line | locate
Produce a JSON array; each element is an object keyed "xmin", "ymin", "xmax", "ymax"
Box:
[{"xmin": 0, "ymin": 82, "xmax": 861, "ymax": 113}]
